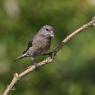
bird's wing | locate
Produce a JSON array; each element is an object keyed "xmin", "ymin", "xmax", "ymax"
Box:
[
  {"xmin": 23, "ymin": 40, "xmax": 33, "ymax": 54},
  {"xmin": 22, "ymin": 32, "xmax": 39, "ymax": 54}
]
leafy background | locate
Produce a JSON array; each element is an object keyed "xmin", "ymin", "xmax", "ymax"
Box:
[{"xmin": 0, "ymin": 0, "xmax": 95, "ymax": 95}]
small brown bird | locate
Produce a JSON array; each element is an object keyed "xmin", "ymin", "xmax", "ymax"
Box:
[{"xmin": 16, "ymin": 25, "xmax": 55, "ymax": 62}]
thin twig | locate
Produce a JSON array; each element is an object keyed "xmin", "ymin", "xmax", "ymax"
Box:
[{"xmin": 3, "ymin": 16, "xmax": 95, "ymax": 95}]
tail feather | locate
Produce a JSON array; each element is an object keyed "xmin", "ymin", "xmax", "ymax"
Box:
[{"xmin": 15, "ymin": 53, "xmax": 28, "ymax": 60}]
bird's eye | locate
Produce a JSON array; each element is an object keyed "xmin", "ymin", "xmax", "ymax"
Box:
[{"xmin": 46, "ymin": 28, "xmax": 49, "ymax": 31}]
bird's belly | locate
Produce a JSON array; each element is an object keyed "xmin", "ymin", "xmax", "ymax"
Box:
[
  {"xmin": 28, "ymin": 43, "xmax": 50, "ymax": 57},
  {"xmin": 34, "ymin": 45, "xmax": 49, "ymax": 56}
]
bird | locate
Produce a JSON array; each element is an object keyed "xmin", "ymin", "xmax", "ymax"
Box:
[{"xmin": 16, "ymin": 25, "xmax": 55, "ymax": 63}]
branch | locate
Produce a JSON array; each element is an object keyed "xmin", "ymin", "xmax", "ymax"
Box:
[{"xmin": 3, "ymin": 16, "xmax": 95, "ymax": 95}]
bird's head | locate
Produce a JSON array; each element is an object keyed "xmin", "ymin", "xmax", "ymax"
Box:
[{"xmin": 40, "ymin": 25, "xmax": 55, "ymax": 38}]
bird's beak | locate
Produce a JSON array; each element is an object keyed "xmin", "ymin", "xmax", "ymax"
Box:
[{"xmin": 51, "ymin": 31, "xmax": 54, "ymax": 38}]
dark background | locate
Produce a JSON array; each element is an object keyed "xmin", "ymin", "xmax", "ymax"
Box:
[{"xmin": 0, "ymin": 0, "xmax": 95, "ymax": 95}]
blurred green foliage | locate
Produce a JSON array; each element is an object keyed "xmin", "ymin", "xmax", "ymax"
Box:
[{"xmin": 0, "ymin": 0, "xmax": 95, "ymax": 95}]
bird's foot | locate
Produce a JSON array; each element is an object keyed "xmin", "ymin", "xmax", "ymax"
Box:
[
  {"xmin": 27, "ymin": 63, "xmax": 39, "ymax": 71},
  {"xmin": 33, "ymin": 62, "xmax": 39, "ymax": 71}
]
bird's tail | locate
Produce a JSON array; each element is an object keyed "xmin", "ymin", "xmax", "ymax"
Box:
[{"xmin": 15, "ymin": 53, "xmax": 28, "ymax": 60}]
